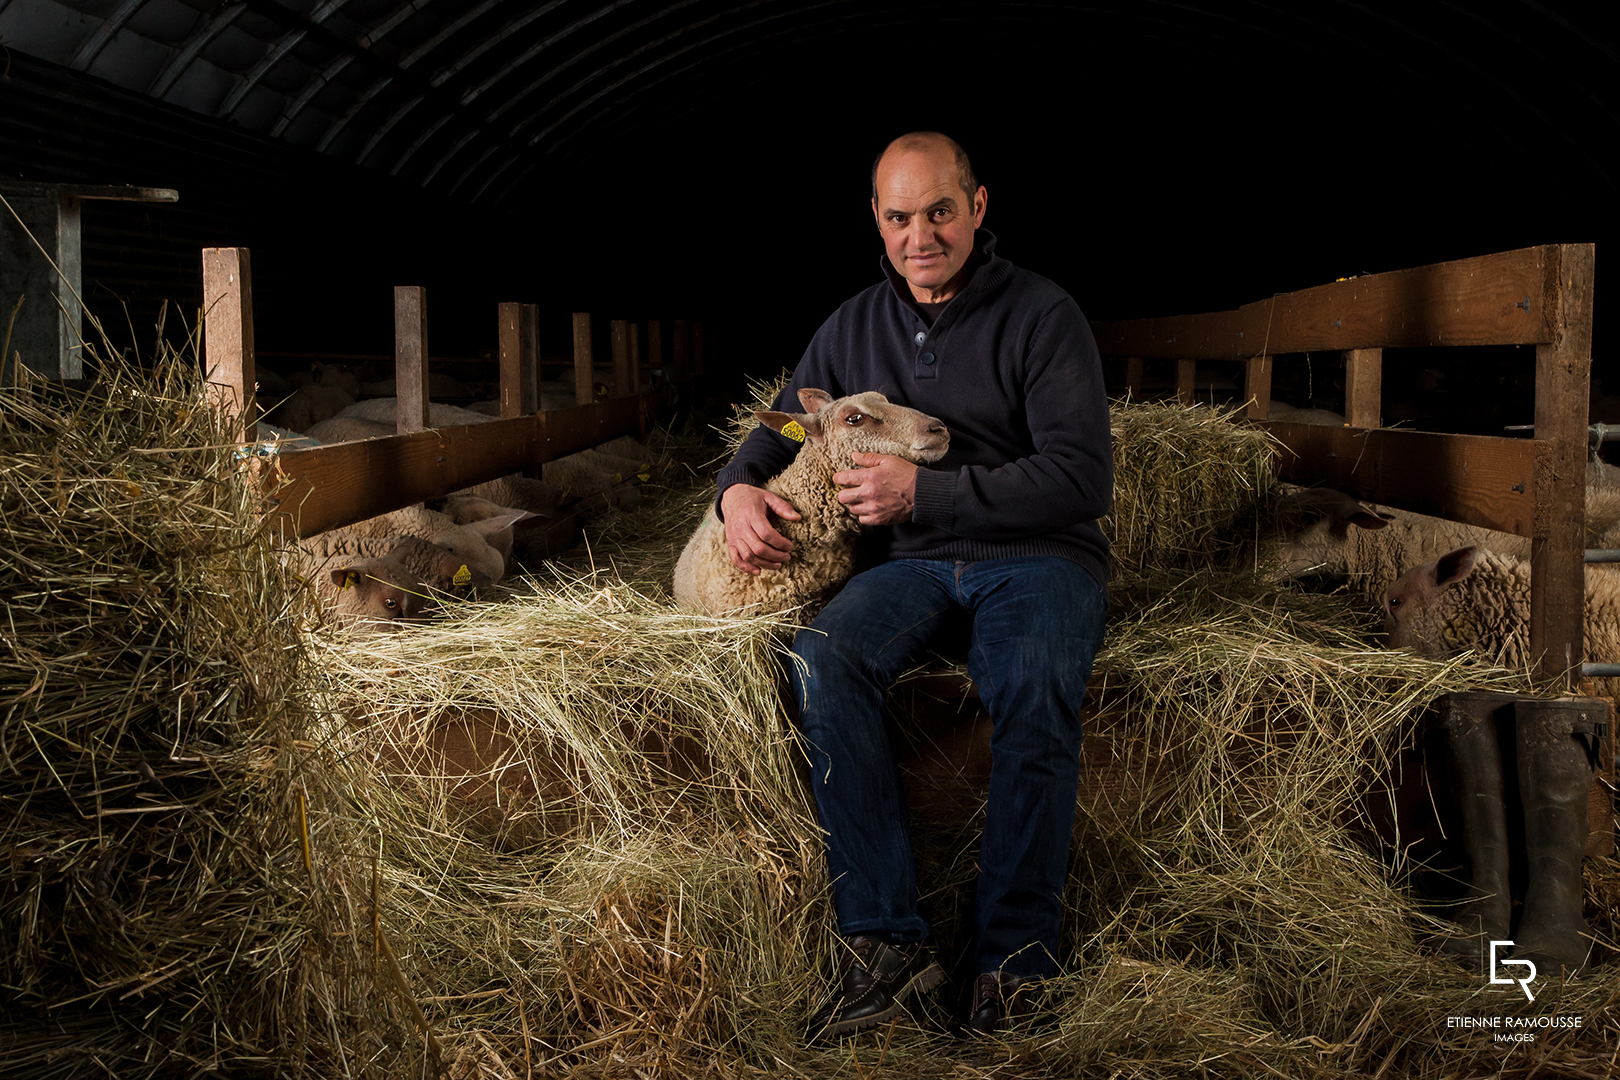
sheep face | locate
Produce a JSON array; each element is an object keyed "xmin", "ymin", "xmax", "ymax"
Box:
[
  {"xmin": 1383, "ymin": 545, "xmax": 1486, "ymax": 656},
  {"xmin": 758, "ymin": 389, "xmax": 949, "ymax": 466},
  {"xmin": 326, "ymin": 558, "xmax": 434, "ymax": 629},
  {"xmin": 1273, "ymin": 486, "xmax": 1393, "ymax": 576}
]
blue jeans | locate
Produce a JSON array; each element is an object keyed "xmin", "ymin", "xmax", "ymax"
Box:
[{"xmin": 789, "ymin": 556, "xmax": 1107, "ymax": 978}]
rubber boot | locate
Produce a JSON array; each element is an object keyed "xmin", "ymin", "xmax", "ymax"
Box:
[
  {"xmin": 1425, "ymin": 692, "xmax": 1515, "ymax": 970},
  {"xmin": 1510, "ymin": 697, "xmax": 1605, "ymax": 979}
]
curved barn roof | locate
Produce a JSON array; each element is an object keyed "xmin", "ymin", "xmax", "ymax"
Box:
[{"xmin": 2, "ymin": 0, "xmax": 1612, "ymax": 214}]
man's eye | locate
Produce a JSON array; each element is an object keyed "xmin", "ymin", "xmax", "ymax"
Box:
[{"xmin": 932, "ymin": 208, "xmax": 950, "ymax": 220}]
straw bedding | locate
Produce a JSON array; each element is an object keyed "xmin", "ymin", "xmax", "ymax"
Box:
[{"xmin": 3, "ymin": 349, "xmax": 1615, "ymax": 1079}]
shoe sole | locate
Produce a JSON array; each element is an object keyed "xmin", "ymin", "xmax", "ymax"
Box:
[{"xmin": 810, "ymin": 960, "xmax": 946, "ymax": 1042}]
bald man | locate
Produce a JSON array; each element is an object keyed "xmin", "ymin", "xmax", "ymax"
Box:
[{"xmin": 715, "ymin": 132, "xmax": 1112, "ymax": 1041}]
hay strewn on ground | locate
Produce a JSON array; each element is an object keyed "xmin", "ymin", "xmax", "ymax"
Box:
[{"xmin": 5, "ymin": 349, "xmax": 1616, "ymax": 1080}]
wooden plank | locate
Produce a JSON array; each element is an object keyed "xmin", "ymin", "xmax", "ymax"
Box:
[
  {"xmin": 1267, "ymin": 423, "xmax": 1540, "ymax": 537},
  {"xmin": 610, "ymin": 319, "xmax": 632, "ymax": 398},
  {"xmin": 1124, "ymin": 356, "xmax": 1144, "ymax": 400},
  {"xmin": 394, "ymin": 286, "xmax": 429, "ymax": 434},
  {"xmin": 1094, "ymin": 245, "xmax": 1555, "ymax": 358},
  {"xmin": 1174, "ymin": 358, "xmax": 1196, "ymax": 404},
  {"xmin": 1344, "ymin": 348, "xmax": 1383, "ymax": 428},
  {"xmin": 498, "ymin": 302, "xmax": 523, "ymax": 419},
  {"xmin": 628, "ymin": 321, "xmax": 642, "ymax": 396},
  {"xmin": 267, "ymin": 388, "xmax": 673, "ymax": 538},
  {"xmin": 1530, "ymin": 243, "xmax": 1596, "ymax": 686},
  {"xmin": 0, "ymin": 182, "xmax": 178, "ymax": 202},
  {"xmin": 201, "ymin": 247, "xmax": 255, "ymax": 441},
  {"xmin": 647, "ymin": 318, "xmax": 664, "ymax": 381},
  {"xmin": 1245, "ymin": 354, "xmax": 1272, "ymax": 420},
  {"xmin": 520, "ymin": 304, "xmax": 538, "ymax": 414},
  {"xmin": 572, "ymin": 312, "xmax": 594, "ymax": 408},
  {"xmin": 673, "ymin": 318, "xmax": 689, "ymax": 380},
  {"xmin": 693, "ymin": 321, "xmax": 706, "ymax": 376}
]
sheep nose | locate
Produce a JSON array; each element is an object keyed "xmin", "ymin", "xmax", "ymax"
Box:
[{"xmin": 927, "ymin": 421, "xmax": 946, "ymax": 435}]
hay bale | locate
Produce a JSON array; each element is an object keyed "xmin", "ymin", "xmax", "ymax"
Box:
[{"xmin": 0, "ymin": 344, "xmax": 414, "ymax": 1074}]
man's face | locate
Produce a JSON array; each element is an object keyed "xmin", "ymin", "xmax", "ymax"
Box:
[{"xmin": 871, "ymin": 143, "xmax": 987, "ymax": 303}]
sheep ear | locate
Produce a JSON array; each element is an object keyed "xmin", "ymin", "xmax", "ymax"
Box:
[
  {"xmin": 1433, "ymin": 546, "xmax": 1480, "ymax": 587},
  {"xmin": 758, "ymin": 410, "xmax": 822, "ymax": 444},
  {"xmin": 467, "ymin": 509, "xmax": 532, "ymax": 539},
  {"xmin": 1348, "ymin": 509, "xmax": 1394, "ymax": 531},
  {"xmin": 797, "ymin": 388, "xmax": 834, "ymax": 413},
  {"xmin": 330, "ymin": 564, "xmax": 367, "ymax": 590}
]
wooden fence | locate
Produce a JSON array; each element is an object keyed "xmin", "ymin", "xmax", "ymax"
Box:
[
  {"xmin": 200, "ymin": 247, "xmax": 701, "ymax": 540},
  {"xmin": 1092, "ymin": 243, "xmax": 1596, "ymax": 689}
]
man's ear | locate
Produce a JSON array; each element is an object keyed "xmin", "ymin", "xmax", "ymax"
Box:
[
  {"xmin": 971, "ymin": 185, "xmax": 987, "ymax": 228},
  {"xmin": 757, "ymin": 410, "xmax": 823, "ymax": 444}
]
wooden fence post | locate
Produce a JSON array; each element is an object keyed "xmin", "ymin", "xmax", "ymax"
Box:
[
  {"xmin": 1174, "ymin": 359, "xmax": 1196, "ymax": 404},
  {"xmin": 672, "ymin": 318, "xmax": 690, "ymax": 380},
  {"xmin": 647, "ymin": 318, "xmax": 664, "ymax": 384},
  {"xmin": 1530, "ymin": 243, "xmax": 1596, "ymax": 687},
  {"xmin": 1245, "ymin": 354, "xmax": 1272, "ymax": 419},
  {"xmin": 498, "ymin": 301, "xmax": 538, "ymax": 419},
  {"xmin": 693, "ymin": 321, "xmax": 706, "ymax": 376},
  {"xmin": 611, "ymin": 319, "xmax": 632, "ymax": 398},
  {"xmin": 1344, "ymin": 348, "xmax": 1383, "ymax": 428},
  {"xmin": 202, "ymin": 247, "xmax": 256, "ymax": 441},
  {"xmin": 629, "ymin": 321, "xmax": 642, "ymax": 395},
  {"xmin": 1124, "ymin": 356, "xmax": 1145, "ymax": 400},
  {"xmin": 395, "ymin": 286, "xmax": 429, "ymax": 434},
  {"xmin": 572, "ymin": 312, "xmax": 595, "ymax": 406}
]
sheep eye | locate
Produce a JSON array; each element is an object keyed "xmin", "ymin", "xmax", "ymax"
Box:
[
  {"xmin": 384, "ymin": 597, "xmax": 399, "ymax": 609},
  {"xmin": 1388, "ymin": 598, "xmax": 1401, "ymax": 611},
  {"xmin": 844, "ymin": 413, "xmax": 864, "ymax": 425}
]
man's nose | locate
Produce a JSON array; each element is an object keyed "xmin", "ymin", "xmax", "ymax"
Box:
[{"xmin": 905, "ymin": 217, "xmax": 934, "ymax": 250}]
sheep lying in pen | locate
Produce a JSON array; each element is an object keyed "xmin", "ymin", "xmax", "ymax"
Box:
[
  {"xmin": 289, "ymin": 534, "xmax": 487, "ymax": 629},
  {"xmin": 1274, "ymin": 484, "xmax": 1620, "ymax": 599},
  {"xmin": 672, "ymin": 388, "xmax": 949, "ymax": 617},
  {"xmin": 335, "ymin": 504, "xmax": 531, "ymax": 583},
  {"xmin": 1384, "ymin": 545, "xmax": 1620, "ymax": 671}
]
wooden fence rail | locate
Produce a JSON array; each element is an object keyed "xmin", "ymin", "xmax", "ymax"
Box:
[
  {"xmin": 1092, "ymin": 243, "xmax": 1596, "ymax": 688},
  {"xmin": 202, "ymin": 247, "xmax": 698, "ymax": 542}
]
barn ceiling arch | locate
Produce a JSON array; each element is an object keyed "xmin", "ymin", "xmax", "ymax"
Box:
[{"xmin": 1, "ymin": 0, "xmax": 1611, "ymax": 216}]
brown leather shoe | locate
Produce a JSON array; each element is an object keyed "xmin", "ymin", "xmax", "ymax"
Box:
[
  {"xmin": 964, "ymin": 972, "xmax": 1040, "ymax": 1036},
  {"xmin": 805, "ymin": 936, "xmax": 944, "ymax": 1044}
]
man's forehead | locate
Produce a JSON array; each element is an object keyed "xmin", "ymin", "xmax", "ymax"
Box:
[{"xmin": 875, "ymin": 148, "xmax": 967, "ymax": 205}]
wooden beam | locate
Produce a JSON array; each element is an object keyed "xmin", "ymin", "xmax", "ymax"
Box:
[
  {"xmin": 572, "ymin": 312, "xmax": 594, "ymax": 407},
  {"xmin": 1268, "ymin": 422, "xmax": 1540, "ymax": 537},
  {"xmin": 394, "ymin": 286, "xmax": 429, "ymax": 433},
  {"xmin": 267, "ymin": 388, "xmax": 673, "ymax": 538},
  {"xmin": 1530, "ymin": 243, "xmax": 1596, "ymax": 687},
  {"xmin": 1093, "ymin": 245, "xmax": 1556, "ymax": 359},
  {"xmin": 201, "ymin": 247, "xmax": 255, "ymax": 441},
  {"xmin": 1174, "ymin": 358, "xmax": 1196, "ymax": 404},
  {"xmin": 497, "ymin": 302, "xmax": 538, "ymax": 419},
  {"xmin": 628, "ymin": 321, "xmax": 642, "ymax": 396},
  {"xmin": 1124, "ymin": 356, "xmax": 1144, "ymax": 400},
  {"xmin": 647, "ymin": 318, "xmax": 664, "ymax": 382},
  {"xmin": 672, "ymin": 318, "xmax": 690, "ymax": 380},
  {"xmin": 1344, "ymin": 348, "xmax": 1383, "ymax": 428},
  {"xmin": 610, "ymin": 319, "xmax": 632, "ymax": 398},
  {"xmin": 1245, "ymin": 354, "xmax": 1272, "ymax": 420}
]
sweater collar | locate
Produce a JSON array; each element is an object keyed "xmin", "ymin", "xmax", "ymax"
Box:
[{"xmin": 879, "ymin": 228, "xmax": 1009, "ymax": 322}]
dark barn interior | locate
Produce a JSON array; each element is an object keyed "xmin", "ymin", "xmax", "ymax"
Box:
[{"xmin": 0, "ymin": 0, "xmax": 1612, "ymax": 435}]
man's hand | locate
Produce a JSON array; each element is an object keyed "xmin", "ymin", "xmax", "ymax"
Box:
[
  {"xmin": 721, "ymin": 483, "xmax": 800, "ymax": 574},
  {"xmin": 834, "ymin": 452, "xmax": 919, "ymax": 525}
]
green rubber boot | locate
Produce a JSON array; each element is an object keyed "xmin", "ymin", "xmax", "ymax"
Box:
[
  {"xmin": 1510, "ymin": 697, "xmax": 1606, "ymax": 979},
  {"xmin": 1425, "ymin": 692, "xmax": 1517, "ymax": 970}
]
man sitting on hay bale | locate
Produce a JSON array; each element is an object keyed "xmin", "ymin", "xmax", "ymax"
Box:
[{"xmin": 712, "ymin": 131, "xmax": 1113, "ymax": 1041}]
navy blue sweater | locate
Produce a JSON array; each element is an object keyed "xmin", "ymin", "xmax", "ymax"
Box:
[{"xmin": 715, "ymin": 230, "xmax": 1113, "ymax": 589}]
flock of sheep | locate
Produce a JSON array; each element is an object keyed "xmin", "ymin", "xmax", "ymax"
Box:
[
  {"xmin": 255, "ymin": 360, "xmax": 659, "ymax": 629},
  {"xmin": 266, "ymin": 360, "xmax": 1620, "ymax": 682}
]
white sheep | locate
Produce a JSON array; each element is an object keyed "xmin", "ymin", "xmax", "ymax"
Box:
[
  {"xmin": 440, "ymin": 476, "xmax": 579, "ymax": 563},
  {"xmin": 336, "ymin": 503, "xmax": 529, "ymax": 585},
  {"xmin": 672, "ymin": 388, "xmax": 949, "ymax": 617},
  {"xmin": 305, "ymin": 415, "xmax": 393, "ymax": 443},
  {"xmin": 338, "ymin": 397, "xmax": 496, "ymax": 429},
  {"xmin": 267, "ymin": 383, "xmax": 355, "ymax": 433},
  {"xmin": 290, "ymin": 534, "xmax": 482, "ymax": 630},
  {"xmin": 1384, "ymin": 546, "xmax": 1620, "ymax": 674},
  {"xmin": 1275, "ymin": 485, "xmax": 1620, "ymax": 599}
]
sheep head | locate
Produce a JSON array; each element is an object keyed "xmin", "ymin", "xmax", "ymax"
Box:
[{"xmin": 757, "ymin": 388, "xmax": 949, "ymax": 468}]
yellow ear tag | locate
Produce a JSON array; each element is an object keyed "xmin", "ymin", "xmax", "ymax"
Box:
[
  {"xmin": 453, "ymin": 564, "xmax": 472, "ymax": 587},
  {"xmin": 342, "ymin": 571, "xmax": 358, "ymax": 590},
  {"xmin": 780, "ymin": 420, "xmax": 807, "ymax": 443}
]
